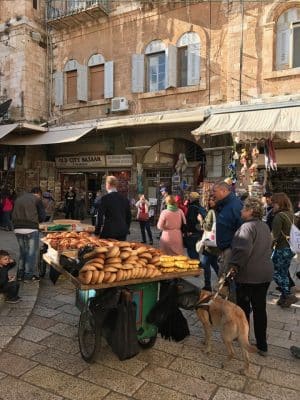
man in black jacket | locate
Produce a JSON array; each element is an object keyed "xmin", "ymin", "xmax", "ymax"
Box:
[
  {"xmin": 12, "ymin": 187, "xmax": 46, "ymax": 282},
  {"xmin": 95, "ymin": 176, "xmax": 131, "ymax": 241}
]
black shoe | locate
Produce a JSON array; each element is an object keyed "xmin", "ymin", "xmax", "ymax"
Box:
[
  {"xmin": 5, "ymin": 296, "xmax": 21, "ymax": 304},
  {"xmin": 280, "ymin": 294, "xmax": 298, "ymax": 308},
  {"xmin": 202, "ymin": 286, "xmax": 212, "ymax": 292},
  {"xmin": 141, "ymin": 241, "xmax": 147, "ymax": 244},
  {"xmin": 149, "ymin": 241, "xmax": 153, "ymax": 246}
]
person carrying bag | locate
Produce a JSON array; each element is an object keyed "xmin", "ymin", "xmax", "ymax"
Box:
[{"xmin": 136, "ymin": 194, "xmax": 153, "ymax": 245}]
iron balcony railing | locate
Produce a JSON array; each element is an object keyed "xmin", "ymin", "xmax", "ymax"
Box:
[{"xmin": 47, "ymin": 0, "xmax": 110, "ymax": 21}]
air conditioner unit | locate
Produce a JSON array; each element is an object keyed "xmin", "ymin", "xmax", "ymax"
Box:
[{"xmin": 111, "ymin": 97, "xmax": 129, "ymax": 112}]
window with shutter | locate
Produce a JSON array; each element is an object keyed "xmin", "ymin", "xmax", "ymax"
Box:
[
  {"xmin": 146, "ymin": 52, "xmax": 166, "ymax": 92},
  {"xmin": 104, "ymin": 61, "xmax": 114, "ymax": 99},
  {"xmin": 165, "ymin": 44, "xmax": 177, "ymax": 88},
  {"xmin": 132, "ymin": 54, "xmax": 145, "ymax": 93},
  {"xmin": 276, "ymin": 7, "xmax": 300, "ymax": 70},
  {"xmin": 177, "ymin": 32, "xmax": 200, "ymax": 87},
  {"xmin": 54, "ymin": 71, "xmax": 64, "ymax": 106},
  {"xmin": 89, "ymin": 65, "xmax": 104, "ymax": 100},
  {"xmin": 292, "ymin": 23, "xmax": 300, "ymax": 68},
  {"xmin": 177, "ymin": 46, "xmax": 188, "ymax": 87},
  {"xmin": 66, "ymin": 71, "xmax": 77, "ymax": 104}
]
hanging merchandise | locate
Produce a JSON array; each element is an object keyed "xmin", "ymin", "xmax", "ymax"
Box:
[
  {"xmin": 264, "ymin": 139, "xmax": 277, "ymax": 171},
  {"xmin": 227, "ymin": 146, "xmax": 238, "ymax": 184},
  {"xmin": 249, "ymin": 146, "xmax": 259, "ymax": 183}
]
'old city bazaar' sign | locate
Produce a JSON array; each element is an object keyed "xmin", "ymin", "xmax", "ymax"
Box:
[{"xmin": 55, "ymin": 155, "xmax": 105, "ymax": 168}]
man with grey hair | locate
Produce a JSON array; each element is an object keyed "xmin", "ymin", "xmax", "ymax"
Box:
[{"xmin": 212, "ymin": 181, "xmax": 243, "ymax": 280}]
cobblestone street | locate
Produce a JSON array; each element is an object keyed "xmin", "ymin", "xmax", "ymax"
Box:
[{"xmin": 0, "ymin": 225, "xmax": 299, "ymax": 400}]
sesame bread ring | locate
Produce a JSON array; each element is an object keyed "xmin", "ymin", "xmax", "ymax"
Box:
[
  {"xmin": 117, "ymin": 241, "xmax": 131, "ymax": 248},
  {"xmin": 81, "ymin": 270, "xmax": 93, "ymax": 284},
  {"xmin": 104, "ymin": 266, "xmax": 119, "ymax": 273},
  {"xmin": 121, "ymin": 263, "xmax": 134, "ymax": 270},
  {"xmin": 136, "ymin": 246, "xmax": 148, "ymax": 254},
  {"xmin": 105, "ymin": 257, "xmax": 122, "ymax": 264},
  {"xmin": 106, "ymin": 246, "xmax": 120, "ymax": 258},
  {"xmin": 103, "ymin": 271, "xmax": 111, "ymax": 282},
  {"xmin": 97, "ymin": 271, "xmax": 105, "ymax": 284},
  {"xmin": 174, "ymin": 256, "xmax": 188, "ymax": 261},
  {"xmin": 107, "ymin": 273, "xmax": 117, "ymax": 283},
  {"xmin": 80, "ymin": 264, "xmax": 97, "ymax": 272},
  {"xmin": 120, "ymin": 251, "xmax": 131, "ymax": 260},
  {"xmin": 85, "ymin": 257, "xmax": 105, "ymax": 265},
  {"xmin": 116, "ymin": 269, "xmax": 124, "ymax": 281},
  {"xmin": 91, "ymin": 270, "xmax": 100, "ymax": 284}
]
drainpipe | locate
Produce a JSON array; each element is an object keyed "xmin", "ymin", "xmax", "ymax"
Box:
[{"xmin": 239, "ymin": 0, "xmax": 244, "ymax": 104}]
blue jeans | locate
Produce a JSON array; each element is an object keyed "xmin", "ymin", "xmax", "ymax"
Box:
[
  {"xmin": 16, "ymin": 231, "xmax": 40, "ymax": 280},
  {"xmin": 201, "ymin": 251, "xmax": 219, "ymax": 289}
]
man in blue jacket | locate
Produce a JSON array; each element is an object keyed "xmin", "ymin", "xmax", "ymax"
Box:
[{"xmin": 212, "ymin": 182, "xmax": 243, "ymax": 276}]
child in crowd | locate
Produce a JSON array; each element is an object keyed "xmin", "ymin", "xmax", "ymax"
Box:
[{"xmin": 0, "ymin": 250, "xmax": 21, "ymax": 304}]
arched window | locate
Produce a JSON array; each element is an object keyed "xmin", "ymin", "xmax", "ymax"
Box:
[
  {"xmin": 276, "ymin": 8, "xmax": 300, "ymax": 70},
  {"xmin": 177, "ymin": 32, "xmax": 200, "ymax": 87},
  {"xmin": 145, "ymin": 40, "xmax": 166, "ymax": 92},
  {"xmin": 64, "ymin": 60, "xmax": 79, "ymax": 104},
  {"xmin": 88, "ymin": 54, "xmax": 105, "ymax": 100}
]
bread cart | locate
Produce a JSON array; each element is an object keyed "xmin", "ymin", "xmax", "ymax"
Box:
[{"xmin": 43, "ymin": 254, "xmax": 202, "ymax": 363}]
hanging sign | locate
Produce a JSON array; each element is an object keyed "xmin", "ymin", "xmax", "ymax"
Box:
[{"xmin": 55, "ymin": 155, "xmax": 105, "ymax": 168}]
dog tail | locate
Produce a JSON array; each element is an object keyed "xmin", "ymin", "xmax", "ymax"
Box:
[{"xmin": 239, "ymin": 335, "xmax": 257, "ymax": 353}]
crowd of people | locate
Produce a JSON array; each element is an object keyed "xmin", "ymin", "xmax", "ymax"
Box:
[{"xmin": 0, "ymin": 177, "xmax": 299, "ymax": 359}]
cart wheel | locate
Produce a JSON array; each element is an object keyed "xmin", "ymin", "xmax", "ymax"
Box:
[
  {"xmin": 138, "ymin": 336, "xmax": 157, "ymax": 349},
  {"xmin": 78, "ymin": 305, "xmax": 101, "ymax": 362}
]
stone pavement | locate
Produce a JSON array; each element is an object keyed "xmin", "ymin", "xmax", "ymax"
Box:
[{"xmin": 0, "ymin": 225, "xmax": 299, "ymax": 400}]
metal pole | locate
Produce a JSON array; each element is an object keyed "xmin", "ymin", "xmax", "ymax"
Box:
[{"xmin": 239, "ymin": 0, "xmax": 244, "ymax": 104}]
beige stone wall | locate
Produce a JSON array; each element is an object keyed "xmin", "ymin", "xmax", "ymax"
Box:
[
  {"xmin": 0, "ymin": 0, "xmax": 47, "ymax": 122},
  {"xmin": 49, "ymin": 0, "xmax": 300, "ymax": 124}
]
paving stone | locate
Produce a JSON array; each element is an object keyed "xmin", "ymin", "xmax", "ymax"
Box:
[
  {"xmin": 55, "ymin": 304, "xmax": 80, "ymax": 316},
  {"xmin": 136, "ymin": 348, "xmax": 175, "ymax": 368},
  {"xmin": 267, "ymin": 320, "xmax": 285, "ymax": 330},
  {"xmin": 27, "ymin": 314, "xmax": 58, "ymax": 330},
  {"xmin": 169, "ymin": 357, "xmax": 247, "ymax": 391},
  {"xmin": 290, "ymin": 331, "xmax": 300, "ymax": 341},
  {"xmin": 139, "ymin": 365, "xmax": 216, "ymax": 399},
  {"xmin": 104, "ymin": 393, "xmax": 130, "ymax": 400},
  {"xmin": 39, "ymin": 333, "xmax": 79, "ymax": 354},
  {"xmin": 7, "ymin": 308, "xmax": 32, "ymax": 317},
  {"xmin": 33, "ymin": 305, "xmax": 61, "ymax": 318},
  {"xmin": 0, "ymin": 316, "xmax": 27, "ymax": 326},
  {"xmin": 245, "ymin": 379, "xmax": 300, "ymax": 400},
  {"xmin": 23, "ymin": 365, "xmax": 109, "ymax": 399},
  {"xmin": 267, "ymin": 336, "xmax": 298, "ymax": 349},
  {"xmin": 153, "ymin": 337, "xmax": 184, "ymax": 356},
  {"xmin": 250, "ymin": 352, "xmax": 300, "ymax": 375},
  {"xmin": 93, "ymin": 346, "xmax": 147, "ymax": 376},
  {"xmin": 51, "ymin": 311, "xmax": 79, "ymax": 326},
  {"xmin": 0, "ymin": 373, "xmax": 5, "ymax": 380},
  {"xmin": 6, "ymin": 338, "xmax": 46, "ymax": 358},
  {"xmin": 134, "ymin": 381, "xmax": 202, "ymax": 400},
  {"xmin": 19, "ymin": 325, "xmax": 52, "ymax": 342},
  {"xmin": 0, "ymin": 352, "xmax": 37, "ymax": 377},
  {"xmin": 0, "ymin": 375, "xmax": 63, "ymax": 400},
  {"xmin": 0, "ymin": 325, "xmax": 21, "ymax": 336},
  {"xmin": 79, "ymin": 363, "xmax": 144, "ymax": 396},
  {"xmin": 260, "ymin": 367, "xmax": 300, "ymax": 391},
  {"xmin": 0, "ymin": 336, "xmax": 12, "ymax": 349},
  {"xmin": 53, "ymin": 294, "xmax": 75, "ymax": 304},
  {"xmin": 284, "ymin": 323, "xmax": 300, "ymax": 333},
  {"xmin": 36, "ymin": 297, "xmax": 66, "ymax": 309},
  {"xmin": 267, "ymin": 327, "xmax": 291, "ymax": 340},
  {"xmin": 267, "ymin": 344, "xmax": 295, "ymax": 360},
  {"xmin": 32, "ymin": 347, "xmax": 88, "ymax": 375},
  {"xmin": 47, "ymin": 322, "xmax": 78, "ymax": 338},
  {"xmin": 212, "ymin": 387, "xmax": 261, "ymax": 400}
]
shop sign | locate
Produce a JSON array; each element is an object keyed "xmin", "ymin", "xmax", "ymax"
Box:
[
  {"xmin": 55, "ymin": 155, "xmax": 105, "ymax": 168},
  {"xmin": 106, "ymin": 154, "xmax": 133, "ymax": 167}
]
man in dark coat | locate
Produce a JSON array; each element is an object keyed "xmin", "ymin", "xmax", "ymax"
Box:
[{"xmin": 95, "ymin": 176, "xmax": 131, "ymax": 241}]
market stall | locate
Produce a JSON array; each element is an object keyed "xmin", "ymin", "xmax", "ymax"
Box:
[{"xmin": 42, "ymin": 232, "xmax": 202, "ymax": 362}]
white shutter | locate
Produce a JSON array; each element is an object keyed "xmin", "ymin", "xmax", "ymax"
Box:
[
  {"xmin": 54, "ymin": 71, "xmax": 64, "ymax": 106},
  {"xmin": 77, "ymin": 64, "xmax": 88, "ymax": 102},
  {"xmin": 131, "ymin": 54, "xmax": 145, "ymax": 93},
  {"xmin": 276, "ymin": 24, "xmax": 290, "ymax": 69},
  {"xmin": 104, "ymin": 61, "xmax": 114, "ymax": 99},
  {"xmin": 187, "ymin": 42, "xmax": 200, "ymax": 86},
  {"xmin": 165, "ymin": 44, "xmax": 177, "ymax": 88}
]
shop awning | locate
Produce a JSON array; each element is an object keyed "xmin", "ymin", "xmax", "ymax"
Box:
[
  {"xmin": 0, "ymin": 122, "xmax": 47, "ymax": 141},
  {"xmin": 97, "ymin": 108, "xmax": 206, "ymax": 130},
  {"xmin": 0, "ymin": 123, "xmax": 95, "ymax": 145},
  {"xmin": 191, "ymin": 106, "xmax": 300, "ymax": 143}
]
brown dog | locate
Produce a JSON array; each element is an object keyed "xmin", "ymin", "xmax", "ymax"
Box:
[{"xmin": 196, "ymin": 290, "xmax": 257, "ymax": 374}]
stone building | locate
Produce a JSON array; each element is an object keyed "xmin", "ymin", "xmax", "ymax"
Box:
[{"xmin": 0, "ymin": 1, "xmax": 299, "ymax": 205}]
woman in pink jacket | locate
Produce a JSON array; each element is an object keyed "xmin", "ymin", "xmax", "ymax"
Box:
[{"xmin": 157, "ymin": 195, "xmax": 186, "ymax": 255}]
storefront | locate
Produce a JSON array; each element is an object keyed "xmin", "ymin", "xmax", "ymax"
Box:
[{"xmin": 192, "ymin": 102, "xmax": 300, "ymax": 203}]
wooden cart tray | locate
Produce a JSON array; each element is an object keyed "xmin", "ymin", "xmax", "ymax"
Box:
[{"xmin": 43, "ymin": 254, "xmax": 202, "ymax": 290}]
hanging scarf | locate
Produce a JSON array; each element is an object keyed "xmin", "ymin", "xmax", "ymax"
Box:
[{"xmin": 167, "ymin": 204, "xmax": 178, "ymax": 212}]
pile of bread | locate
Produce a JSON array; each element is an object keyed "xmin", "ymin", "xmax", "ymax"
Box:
[
  {"xmin": 44, "ymin": 231, "xmax": 113, "ymax": 251},
  {"xmin": 78, "ymin": 242, "xmax": 163, "ymax": 285},
  {"xmin": 159, "ymin": 255, "xmax": 199, "ymax": 273}
]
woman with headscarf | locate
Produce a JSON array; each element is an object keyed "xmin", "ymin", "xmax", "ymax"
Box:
[{"xmin": 157, "ymin": 195, "xmax": 186, "ymax": 255}]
